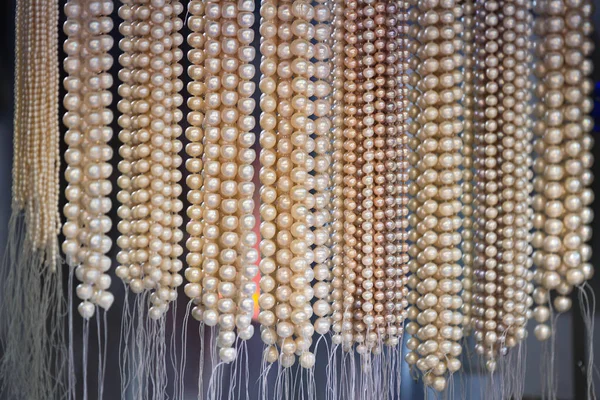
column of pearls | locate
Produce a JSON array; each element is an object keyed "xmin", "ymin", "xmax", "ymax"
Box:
[
  {"xmin": 115, "ymin": 0, "xmax": 184, "ymax": 320},
  {"xmin": 231, "ymin": 0, "xmax": 259, "ymax": 357},
  {"xmin": 472, "ymin": 0, "xmax": 502, "ymax": 369},
  {"xmin": 460, "ymin": 0, "xmax": 475, "ymax": 335},
  {"xmin": 152, "ymin": 0, "xmax": 185, "ymax": 320},
  {"xmin": 258, "ymin": 0, "xmax": 281, "ymax": 365},
  {"xmin": 13, "ymin": 0, "xmax": 61, "ymax": 264},
  {"xmin": 286, "ymin": 0, "xmax": 316, "ymax": 369},
  {"xmin": 351, "ymin": 0, "xmax": 368, "ymax": 353},
  {"xmin": 499, "ymin": 0, "xmax": 534, "ymax": 355},
  {"xmin": 183, "ymin": 0, "xmax": 205, "ymax": 320},
  {"xmin": 341, "ymin": 0, "xmax": 360, "ymax": 352},
  {"xmin": 389, "ymin": 0, "xmax": 409, "ymax": 348},
  {"xmin": 367, "ymin": 0, "xmax": 388, "ymax": 353},
  {"xmin": 199, "ymin": 0, "xmax": 224, "ymax": 333},
  {"xmin": 115, "ymin": 0, "xmax": 138, "ymax": 295},
  {"xmin": 330, "ymin": 0, "xmax": 346, "ymax": 348},
  {"xmin": 63, "ymin": 0, "xmax": 115, "ymax": 319},
  {"xmin": 311, "ymin": 0, "xmax": 334, "ymax": 344},
  {"xmin": 531, "ymin": 0, "xmax": 594, "ymax": 341},
  {"xmin": 406, "ymin": 0, "xmax": 464, "ymax": 391}
]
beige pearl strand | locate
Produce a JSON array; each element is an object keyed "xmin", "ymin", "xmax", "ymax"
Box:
[
  {"xmin": 12, "ymin": 0, "xmax": 61, "ymax": 265},
  {"xmin": 258, "ymin": 0, "xmax": 282, "ymax": 365},
  {"xmin": 311, "ymin": 0, "xmax": 334, "ymax": 350},
  {"xmin": 330, "ymin": 0, "xmax": 346, "ymax": 349},
  {"xmin": 471, "ymin": 0, "xmax": 534, "ymax": 370},
  {"xmin": 531, "ymin": 0, "xmax": 594, "ymax": 341},
  {"xmin": 63, "ymin": 0, "xmax": 115, "ymax": 318},
  {"xmin": 183, "ymin": 0, "xmax": 205, "ymax": 320},
  {"xmin": 406, "ymin": 0, "xmax": 464, "ymax": 391},
  {"xmin": 115, "ymin": 0, "xmax": 184, "ymax": 320},
  {"xmin": 460, "ymin": 0, "xmax": 475, "ymax": 335}
]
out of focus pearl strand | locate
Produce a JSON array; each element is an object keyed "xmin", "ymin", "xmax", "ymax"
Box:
[
  {"xmin": 62, "ymin": 0, "xmax": 115, "ymax": 319},
  {"xmin": 406, "ymin": 0, "xmax": 464, "ymax": 391},
  {"xmin": 531, "ymin": 0, "xmax": 594, "ymax": 340},
  {"xmin": 460, "ymin": 0, "xmax": 475, "ymax": 335}
]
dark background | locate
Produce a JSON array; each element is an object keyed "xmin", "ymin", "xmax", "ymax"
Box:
[{"xmin": 0, "ymin": 1, "xmax": 600, "ymax": 399}]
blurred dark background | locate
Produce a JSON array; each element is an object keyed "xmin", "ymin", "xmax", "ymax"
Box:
[{"xmin": 0, "ymin": 0, "xmax": 600, "ymax": 399}]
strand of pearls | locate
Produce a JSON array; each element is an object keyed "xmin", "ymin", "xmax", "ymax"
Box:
[
  {"xmin": 258, "ymin": 0, "xmax": 281, "ymax": 364},
  {"xmin": 390, "ymin": 0, "xmax": 409, "ymax": 348},
  {"xmin": 531, "ymin": 0, "xmax": 594, "ymax": 340},
  {"xmin": 183, "ymin": 0, "xmax": 205, "ymax": 320},
  {"xmin": 472, "ymin": 0, "xmax": 501, "ymax": 368},
  {"xmin": 115, "ymin": 0, "xmax": 184, "ymax": 320},
  {"xmin": 13, "ymin": 0, "xmax": 61, "ymax": 264},
  {"xmin": 330, "ymin": 0, "xmax": 347, "ymax": 349},
  {"xmin": 63, "ymin": 0, "xmax": 115, "ymax": 318},
  {"xmin": 285, "ymin": 0, "xmax": 316, "ymax": 368},
  {"xmin": 406, "ymin": 0, "xmax": 464, "ymax": 391},
  {"xmin": 472, "ymin": 0, "xmax": 535, "ymax": 370},
  {"xmin": 460, "ymin": 0, "xmax": 475, "ymax": 335},
  {"xmin": 311, "ymin": 0, "xmax": 334, "ymax": 350},
  {"xmin": 352, "ymin": 0, "xmax": 369, "ymax": 353},
  {"xmin": 341, "ymin": 0, "xmax": 360, "ymax": 351}
]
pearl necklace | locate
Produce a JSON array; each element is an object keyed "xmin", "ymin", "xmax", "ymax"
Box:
[
  {"xmin": 63, "ymin": 0, "xmax": 115, "ymax": 318},
  {"xmin": 531, "ymin": 0, "xmax": 594, "ymax": 340},
  {"xmin": 406, "ymin": 0, "xmax": 464, "ymax": 391},
  {"xmin": 115, "ymin": 0, "xmax": 185, "ymax": 319}
]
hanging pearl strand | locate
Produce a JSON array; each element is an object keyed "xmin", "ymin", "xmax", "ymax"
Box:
[
  {"xmin": 330, "ymin": 0, "xmax": 346, "ymax": 349},
  {"xmin": 12, "ymin": 0, "xmax": 61, "ymax": 265},
  {"xmin": 341, "ymin": 0, "xmax": 360, "ymax": 352},
  {"xmin": 114, "ymin": 0, "xmax": 137, "ymax": 291},
  {"xmin": 200, "ymin": 0, "xmax": 225, "ymax": 332},
  {"xmin": 389, "ymin": 0, "xmax": 409, "ymax": 348},
  {"xmin": 472, "ymin": 0, "xmax": 502, "ymax": 369},
  {"xmin": 287, "ymin": 0, "xmax": 316, "ymax": 369},
  {"xmin": 231, "ymin": 0, "xmax": 259, "ymax": 354},
  {"xmin": 531, "ymin": 0, "xmax": 594, "ymax": 340},
  {"xmin": 366, "ymin": 0, "xmax": 388, "ymax": 353},
  {"xmin": 258, "ymin": 0, "xmax": 282, "ymax": 365},
  {"xmin": 63, "ymin": 0, "xmax": 115, "ymax": 319},
  {"xmin": 500, "ymin": 0, "xmax": 535, "ymax": 354},
  {"xmin": 311, "ymin": 0, "xmax": 334, "ymax": 346},
  {"xmin": 406, "ymin": 0, "xmax": 464, "ymax": 391},
  {"xmin": 183, "ymin": 0, "xmax": 205, "ymax": 320},
  {"xmin": 460, "ymin": 0, "xmax": 475, "ymax": 335}
]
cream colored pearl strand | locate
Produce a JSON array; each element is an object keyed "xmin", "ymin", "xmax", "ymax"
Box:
[
  {"xmin": 183, "ymin": 0, "xmax": 205, "ymax": 320},
  {"xmin": 286, "ymin": 0, "xmax": 317, "ymax": 369},
  {"xmin": 460, "ymin": 0, "xmax": 475, "ymax": 335},
  {"xmin": 330, "ymin": 0, "xmax": 346, "ymax": 349},
  {"xmin": 390, "ymin": 0, "xmax": 410, "ymax": 348},
  {"xmin": 12, "ymin": 0, "xmax": 61, "ymax": 264},
  {"xmin": 406, "ymin": 0, "xmax": 464, "ymax": 391},
  {"xmin": 311, "ymin": 0, "xmax": 334, "ymax": 346},
  {"xmin": 258, "ymin": 0, "xmax": 282, "ymax": 365},
  {"xmin": 115, "ymin": 0, "xmax": 184, "ymax": 320},
  {"xmin": 63, "ymin": 0, "xmax": 115, "ymax": 318},
  {"xmin": 531, "ymin": 0, "xmax": 594, "ymax": 340},
  {"xmin": 114, "ymin": 0, "xmax": 137, "ymax": 292}
]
